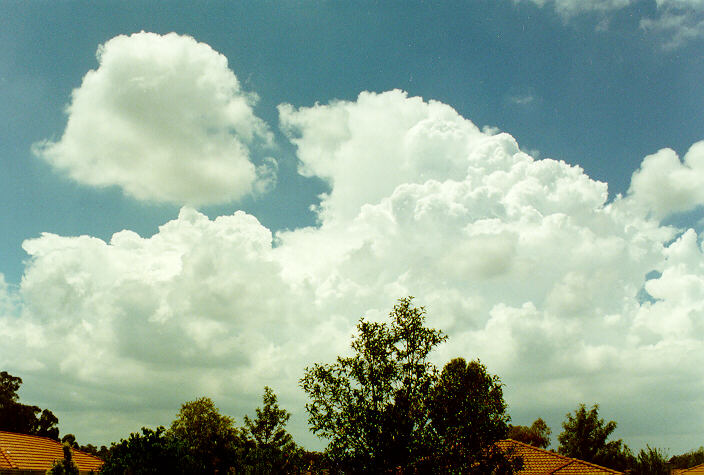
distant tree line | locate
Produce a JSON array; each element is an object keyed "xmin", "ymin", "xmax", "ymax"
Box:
[
  {"xmin": 3, "ymin": 297, "xmax": 704, "ymax": 474},
  {"xmin": 100, "ymin": 389, "xmax": 309, "ymax": 474},
  {"xmin": 512, "ymin": 404, "xmax": 702, "ymax": 475}
]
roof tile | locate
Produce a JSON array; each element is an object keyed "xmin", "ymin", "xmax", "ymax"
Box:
[
  {"xmin": 498, "ymin": 439, "xmax": 623, "ymax": 475},
  {"xmin": 674, "ymin": 463, "xmax": 704, "ymax": 475},
  {"xmin": 0, "ymin": 431, "xmax": 103, "ymax": 473}
]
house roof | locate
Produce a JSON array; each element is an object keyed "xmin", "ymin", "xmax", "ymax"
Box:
[
  {"xmin": 673, "ymin": 463, "xmax": 704, "ymax": 475},
  {"xmin": 0, "ymin": 431, "xmax": 103, "ymax": 473},
  {"xmin": 497, "ymin": 439, "xmax": 623, "ymax": 475}
]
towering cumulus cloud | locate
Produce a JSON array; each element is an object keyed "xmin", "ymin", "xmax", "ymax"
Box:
[
  {"xmin": 33, "ymin": 32, "xmax": 274, "ymax": 205},
  {"xmin": 5, "ymin": 87, "xmax": 704, "ymax": 446}
]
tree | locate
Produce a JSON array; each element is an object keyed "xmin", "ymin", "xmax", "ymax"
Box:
[
  {"xmin": 0, "ymin": 371, "xmax": 59, "ymax": 439},
  {"xmin": 301, "ymin": 297, "xmax": 519, "ymax": 474},
  {"xmin": 0, "ymin": 371, "xmax": 22, "ymax": 402},
  {"xmin": 169, "ymin": 397, "xmax": 240, "ymax": 473},
  {"xmin": 557, "ymin": 404, "xmax": 630, "ymax": 470},
  {"xmin": 670, "ymin": 447, "xmax": 704, "ymax": 470},
  {"xmin": 241, "ymin": 386, "xmax": 302, "ymax": 473},
  {"xmin": 301, "ymin": 297, "xmax": 446, "ymax": 472},
  {"xmin": 508, "ymin": 418, "xmax": 551, "ymax": 448},
  {"xmin": 37, "ymin": 409, "xmax": 60, "ymax": 439},
  {"xmin": 427, "ymin": 357, "xmax": 520, "ymax": 474},
  {"xmin": 79, "ymin": 443, "xmax": 109, "ymax": 460},
  {"xmin": 100, "ymin": 426, "xmax": 196, "ymax": 474},
  {"xmin": 46, "ymin": 443, "xmax": 79, "ymax": 475},
  {"xmin": 61, "ymin": 434, "xmax": 79, "ymax": 448},
  {"xmin": 631, "ymin": 445, "xmax": 669, "ymax": 475}
]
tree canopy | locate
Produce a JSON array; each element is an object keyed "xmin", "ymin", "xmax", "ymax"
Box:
[
  {"xmin": 631, "ymin": 445, "xmax": 670, "ymax": 475},
  {"xmin": 169, "ymin": 397, "xmax": 241, "ymax": 473},
  {"xmin": 100, "ymin": 426, "xmax": 196, "ymax": 474},
  {"xmin": 557, "ymin": 404, "xmax": 630, "ymax": 471},
  {"xmin": 0, "ymin": 371, "xmax": 60, "ymax": 440},
  {"xmin": 508, "ymin": 418, "xmax": 552, "ymax": 449},
  {"xmin": 428, "ymin": 357, "xmax": 519, "ymax": 474},
  {"xmin": 670, "ymin": 447, "xmax": 704, "ymax": 470},
  {"xmin": 300, "ymin": 297, "xmax": 519, "ymax": 473},
  {"xmin": 101, "ymin": 391, "xmax": 313, "ymax": 474},
  {"xmin": 241, "ymin": 386, "xmax": 301, "ymax": 473}
]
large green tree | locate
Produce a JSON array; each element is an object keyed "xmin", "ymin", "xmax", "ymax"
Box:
[
  {"xmin": 0, "ymin": 371, "xmax": 59, "ymax": 439},
  {"xmin": 557, "ymin": 404, "xmax": 630, "ymax": 471},
  {"xmin": 169, "ymin": 397, "xmax": 241, "ymax": 473},
  {"xmin": 301, "ymin": 297, "xmax": 519, "ymax": 474},
  {"xmin": 301, "ymin": 297, "xmax": 446, "ymax": 472},
  {"xmin": 241, "ymin": 386, "xmax": 301, "ymax": 473},
  {"xmin": 426, "ymin": 357, "xmax": 520, "ymax": 474}
]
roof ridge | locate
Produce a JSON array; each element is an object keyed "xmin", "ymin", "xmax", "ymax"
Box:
[
  {"xmin": 501, "ymin": 439, "xmax": 623, "ymax": 474},
  {"xmin": 0, "ymin": 430, "xmax": 59, "ymax": 444}
]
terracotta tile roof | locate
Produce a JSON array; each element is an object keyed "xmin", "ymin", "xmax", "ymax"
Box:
[
  {"xmin": 673, "ymin": 463, "xmax": 704, "ymax": 475},
  {"xmin": 497, "ymin": 439, "xmax": 623, "ymax": 475},
  {"xmin": 0, "ymin": 431, "xmax": 103, "ymax": 473}
]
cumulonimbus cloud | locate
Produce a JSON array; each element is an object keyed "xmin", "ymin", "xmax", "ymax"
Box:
[
  {"xmin": 33, "ymin": 32, "xmax": 274, "ymax": 206},
  {"xmin": 4, "ymin": 89, "xmax": 704, "ymax": 449}
]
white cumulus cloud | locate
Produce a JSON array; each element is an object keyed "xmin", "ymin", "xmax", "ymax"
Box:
[
  {"xmin": 3, "ymin": 89, "xmax": 704, "ymax": 450},
  {"xmin": 33, "ymin": 32, "xmax": 273, "ymax": 206},
  {"xmin": 627, "ymin": 141, "xmax": 704, "ymax": 218}
]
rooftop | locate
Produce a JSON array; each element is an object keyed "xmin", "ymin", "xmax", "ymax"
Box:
[
  {"xmin": 0, "ymin": 431, "xmax": 103, "ymax": 474},
  {"xmin": 498, "ymin": 439, "xmax": 623, "ymax": 475},
  {"xmin": 674, "ymin": 463, "xmax": 704, "ymax": 475}
]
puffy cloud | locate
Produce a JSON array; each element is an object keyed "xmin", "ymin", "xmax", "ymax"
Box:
[
  {"xmin": 279, "ymin": 90, "xmax": 487, "ymax": 224},
  {"xmin": 627, "ymin": 141, "xmax": 704, "ymax": 218},
  {"xmin": 4, "ymin": 90, "xmax": 704, "ymax": 450},
  {"xmin": 33, "ymin": 32, "xmax": 273, "ymax": 206}
]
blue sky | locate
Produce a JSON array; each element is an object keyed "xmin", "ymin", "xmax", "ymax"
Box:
[{"xmin": 2, "ymin": 0, "xmax": 704, "ymax": 454}]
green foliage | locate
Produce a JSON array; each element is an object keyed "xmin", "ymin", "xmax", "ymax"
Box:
[
  {"xmin": 46, "ymin": 443, "xmax": 80, "ymax": 475},
  {"xmin": 631, "ymin": 445, "xmax": 670, "ymax": 475},
  {"xmin": 301, "ymin": 297, "xmax": 446, "ymax": 472},
  {"xmin": 62, "ymin": 434, "xmax": 79, "ymax": 448},
  {"xmin": 557, "ymin": 404, "xmax": 631, "ymax": 471},
  {"xmin": 508, "ymin": 418, "xmax": 552, "ymax": 448},
  {"xmin": 427, "ymin": 357, "xmax": 519, "ymax": 474},
  {"xmin": 0, "ymin": 371, "xmax": 22, "ymax": 402},
  {"xmin": 0, "ymin": 370, "xmax": 60, "ymax": 439},
  {"xmin": 241, "ymin": 386, "xmax": 302, "ymax": 473},
  {"xmin": 101, "ymin": 393, "xmax": 307, "ymax": 474},
  {"xmin": 80, "ymin": 443, "xmax": 110, "ymax": 460},
  {"xmin": 169, "ymin": 397, "xmax": 241, "ymax": 473},
  {"xmin": 670, "ymin": 447, "xmax": 704, "ymax": 469},
  {"xmin": 301, "ymin": 297, "xmax": 519, "ymax": 474},
  {"xmin": 100, "ymin": 426, "xmax": 196, "ymax": 474}
]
